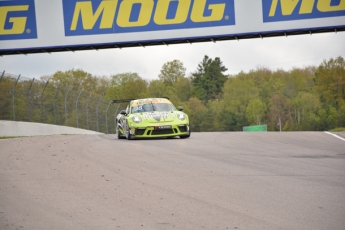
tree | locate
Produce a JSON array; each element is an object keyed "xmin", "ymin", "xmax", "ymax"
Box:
[
  {"xmin": 338, "ymin": 101, "xmax": 345, "ymax": 128},
  {"xmin": 191, "ymin": 55, "xmax": 228, "ymax": 100},
  {"xmin": 172, "ymin": 77, "xmax": 192, "ymax": 102},
  {"xmin": 187, "ymin": 97, "xmax": 206, "ymax": 132},
  {"xmin": 223, "ymin": 77, "xmax": 259, "ymax": 126},
  {"xmin": 267, "ymin": 94, "xmax": 291, "ymax": 131},
  {"xmin": 315, "ymin": 56, "xmax": 345, "ymax": 108},
  {"xmin": 246, "ymin": 99, "xmax": 266, "ymax": 125},
  {"xmin": 158, "ymin": 60, "xmax": 186, "ymax": 86},
  {"xmin": 241, "ymin": 67, "xmax": 272, "ymax": 104},
  {"xmin": 46, "ymin": 69, "xmax": 109, "ymax": 96},
  {"xmin": 147, "ymin": 79, "xmax": 166, "ymax": 98},
  {"xmin": 147, "ymin": 71, "xmax": 192, "ymax": 108},
  {"xmin": 105, "ymin": 72, "xmax": 148, "ymax": 100},
  {"xmin": 199, "ymin": 104, "xmax": 216, "ymax": 132},
  {"xmin": 218, "ymin": 109, "xmax": 241, "ymax": 131},
  {"xmin": 0, "ymin": 77, "xmax": 14, "ymax": 120},
  {"xmin": 282, "ymin": 67, "xmax": 316, "ymax": 99},
  {"xmin": 291, "ymin": 92, "xmax": 320, "ymax": 126}
]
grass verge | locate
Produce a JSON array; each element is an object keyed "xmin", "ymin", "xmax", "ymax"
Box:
[
  {"xmin": 0, "ymin": 136, "xmax": 26, "ymax": 140},
  {"xmin": 329, "ymin": 127, "xmax": 345, "ymax": 132}
]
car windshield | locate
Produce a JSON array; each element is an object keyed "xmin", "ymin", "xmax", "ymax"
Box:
[{"xmin": 131, "ymin": 103, "xmax": 176, "ymax": 113}]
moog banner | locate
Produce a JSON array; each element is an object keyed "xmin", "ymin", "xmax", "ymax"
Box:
[{"xmin": 0, "ymin": 0, "xmax": 344, "ymax": 55}]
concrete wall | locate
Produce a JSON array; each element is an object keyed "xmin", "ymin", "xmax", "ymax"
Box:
[{"xmin": 0, "ymin": 120, "xmax": 103, "ymax": 136}]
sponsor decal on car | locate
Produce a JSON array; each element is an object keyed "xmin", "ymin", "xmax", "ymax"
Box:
[
  {"xmin": 154, "ymin": 125, "xmax": 172, "ymax": 130},
  {"xmin": 143, "ymin": 112, "xmax": 175, "ymax": 121}
]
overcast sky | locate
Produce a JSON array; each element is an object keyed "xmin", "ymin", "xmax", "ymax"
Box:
[{"xmin": 1, "ymin": 31, "xmax": 345, "ymax": 81}]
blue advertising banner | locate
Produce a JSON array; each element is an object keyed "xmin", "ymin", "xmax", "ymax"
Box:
[
  {"xmin": 0, "ymin": 0, "xmax": 37, "ymax": 40},
  {"xmin": 0, "ymin": 0, "xmax": 344, "ymax": 55},
  {"xmin": 263, "ymin": 0, "xmax": 345, "ymax": 22},
  {"xmin": 62, "ymin": 0, "xmax": 236, "ymax": 36}
]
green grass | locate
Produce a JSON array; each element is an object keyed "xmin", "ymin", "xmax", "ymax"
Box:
[
  {"xmin": 0, "ymin": 136, "xmax": 26, "ymax": 140},
  {"xmin": 329, "ymin": 127, "xmax": 345, "ymax": 132}
]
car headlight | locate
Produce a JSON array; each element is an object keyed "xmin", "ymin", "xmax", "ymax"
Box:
[
  {"xmin": 177, "ymin": 112, "xmax": 185, "ymax": 121},
  {"xmin": 132, "ymin": 116, "xmax": 142, "ymax": 124}
]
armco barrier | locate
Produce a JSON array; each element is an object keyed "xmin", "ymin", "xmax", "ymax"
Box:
[{"xmin": 0, "ymin": 120, "xmax": 102, "ymax": 136}]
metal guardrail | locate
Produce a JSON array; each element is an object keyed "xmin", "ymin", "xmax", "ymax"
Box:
[{"xmin": 0, "ymin": 71, "xmax": 126, "ymax": 134}]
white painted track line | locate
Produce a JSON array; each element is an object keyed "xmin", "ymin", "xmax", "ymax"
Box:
[{"xmin": 325, "ymin": 131, "xmax": 345, "ymax": 142}]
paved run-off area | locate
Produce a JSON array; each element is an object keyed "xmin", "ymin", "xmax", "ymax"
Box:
[{"xmin": 0, "ymin": 132, "xmax": 344, "ymax": 230}]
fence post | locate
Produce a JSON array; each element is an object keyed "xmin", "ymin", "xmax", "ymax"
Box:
[
  {"xmin": 26, "ymin": 78, "xmax": 35, "ymax": 122},
  {"xmin": 278, "ymin": 117, "xmax": 282, "ymax": 132},
  {"xmin": 53, "ymin": 85, "xmax": 60, "ymax": 125},
  {"xmin": 105, "ymin": 101, "xmax": 112, "ymax": 134},
  {"xmin": 64, "ymin": 87, "xmax": 72, "ymax": 126},
  {"xmin": 0, "ymin": 71, "xmax": 4, "ymax": 82},
  {"xmin": 114, "ymin": 103, "xmax": 121, "ymax": 133},
  {"xmin": 41, "ymin": 80, "xmax": 49, "ymax": 123},
  {"xmin": 96, "ymin": 96, "xmax": 102, "ymax": 132},
  {"xmin": 114, "ymin": 103, "xmax": 121, "ymax": 117},
  {"xmin": 86, "ymin": 94, "xmax": 92, "ymax": 130},
  {"xmin": 76, "ymin": 90, "xmax": 82, "ymax": 128},
  {"xmin": 12, "ymin": 75, "xmax": 20, "ymax": 121}
]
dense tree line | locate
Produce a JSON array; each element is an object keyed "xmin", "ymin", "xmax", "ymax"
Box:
[{"xmin": 1, "ymin": 56, "xmax": 344, "ymax": 132}]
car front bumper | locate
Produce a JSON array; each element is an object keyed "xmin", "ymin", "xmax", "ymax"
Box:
[{"xmin": 130, "ymin": 123, "xmax": 189, "ymax": 138}]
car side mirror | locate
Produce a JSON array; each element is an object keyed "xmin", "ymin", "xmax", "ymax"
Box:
[
  {"xmin": 120, "ymin": 110, "xmax": 127, "ymax": 115},
  {"xmin": 178, "ymin": 106, "xmax": 183, "ymax": 111}
]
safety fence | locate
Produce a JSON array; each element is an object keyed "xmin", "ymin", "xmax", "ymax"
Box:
[{"xmin": 0, "ymin": 71, "xmax": 126, "ymax": 134}]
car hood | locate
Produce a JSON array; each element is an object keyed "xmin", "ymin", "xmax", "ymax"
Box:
[{"xmin": 139, "ymin": 111, "xmax": 179, "ymax": 123}]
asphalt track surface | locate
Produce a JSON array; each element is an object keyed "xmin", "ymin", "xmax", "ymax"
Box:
[{"xmin": 1, "ymin": 132, "xmax": 344, "ymax": 230}]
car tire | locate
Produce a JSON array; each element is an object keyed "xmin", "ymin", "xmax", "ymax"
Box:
[
  {"xmin": 116, "ymin": 121, "xmax": 125, "ymax": 139},
  {"xmin": 180, "ymin": 126, "xmax": 191, "ymax": 139},
  {"xmin": 117, "ymin": 129, "xmax": 125, "ymax": 139},
  {"xmin": 126, "ymin": 126, "xmax": 133, "ymax": 140}
]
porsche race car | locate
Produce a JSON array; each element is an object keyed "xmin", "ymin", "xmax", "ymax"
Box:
[{"xmin": 114, "ymin": 98, "xmax": 190, "ymax": 140}]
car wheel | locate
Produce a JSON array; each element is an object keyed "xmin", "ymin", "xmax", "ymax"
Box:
[
  {"xmin": 116, "ymin": 120, "xmax": 125, "ymax": 139},
  {"xmin": 126, "ymin": 126, "xmax": 133, "ymax": 140},
  {"xmin": 180, "ymin": 126, "xmax": 191, "ymax": 139},
  {"xmin": 117, "ymin": 129, "xmax": 125, "ymax": 139}
]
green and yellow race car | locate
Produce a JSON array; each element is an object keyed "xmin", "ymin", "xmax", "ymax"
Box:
[{"xmin": 114, "ymin": 98, "xmax": 190, "ymax": 140}]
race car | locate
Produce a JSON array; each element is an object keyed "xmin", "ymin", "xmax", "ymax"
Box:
[{"xmin": 114, "ymin": 98, "xmax": 190, "ymax": 140}]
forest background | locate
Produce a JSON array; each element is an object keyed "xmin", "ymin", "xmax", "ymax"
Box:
[{"xmin": 1, "ymin": 55, "xmax": 344, "ymax": 132}]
